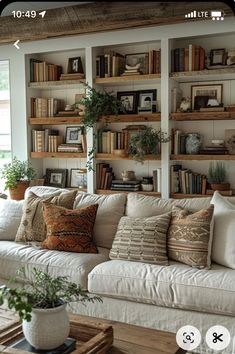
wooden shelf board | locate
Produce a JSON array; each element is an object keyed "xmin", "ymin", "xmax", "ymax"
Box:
[
  {"xmin": 28, "ymin": 79, "xmax": 85, "ymax": 90},
  {"xmin": 171, "ymin": 112, "xmax": 235, "ymax": 121},
  {"xmin": 99, "ymin": 113, "xmax": 161, "ymax": 123},
  {"xmin": 170, "ymin": 67, "xmax": 235, "ymax": 82},
  {"xmin": 29, "ymin": 117, "xmax": 82, "ymax": 125},
  {"xmin": 171, "ymin": 154, "xmax": 235, "ymax": 161},
  {"xmin": 94, "ymin": 74, "xmax": 160, "ymax": 85},
  {"xmin": 171, "ymin": 193, "xmax": 211, "ymax": 199},
  {"xmin": 96, "ymin": 153, "xmax": 161, "ymax": 161},
  {"xmin": 96, "ymin": 189, "xmax": 161, "ymax": 196},
  {"xmin": 31, "ymin": 152, "xmax": 86, "ymax": 158}
]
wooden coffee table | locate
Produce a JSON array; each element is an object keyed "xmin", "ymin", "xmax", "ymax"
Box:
[{"xmin": 0, "ymin": 308, "xmax": 185, "ymax": 354}]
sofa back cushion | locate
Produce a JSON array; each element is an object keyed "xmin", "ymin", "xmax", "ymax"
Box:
[
  {"xmin": 74, "ymin": 193, "xmax": 126, "ymax": 249},
  {"xmin": 126, "ymin": 193, "xmax": 212, "ymax": 218},
  {"xmin": 0, "ymin": 199, "xmax": 24, "ymax": 240},
  {"xmin": 211, "ymin": 191, "xmax": 235, "ymax": 269}
]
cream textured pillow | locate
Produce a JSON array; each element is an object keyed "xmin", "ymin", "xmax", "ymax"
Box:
[
  {"xmin": 211, "ymin": 191, "xmax": 235, "ymax": 268},
  {"xmin": 0, "ymin": 199, "xmax": 24, "ymax": 240},
  {"xmin": 109, "ymin": 212, "xmax": 172, "ymax": 265},
  {"xmin": 15, "ymin": 190, "xmax": 77, "ymax": 242},
  {"xmin": 167, "ymin": 205, "xmax": 214, "ymax": 269}
]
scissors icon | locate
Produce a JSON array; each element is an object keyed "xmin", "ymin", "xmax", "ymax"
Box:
[{"xmin": 213, "ymin": 332, "xmax": 223, "ymax": 343}]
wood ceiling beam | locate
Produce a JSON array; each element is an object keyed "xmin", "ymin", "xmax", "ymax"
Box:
[{"xmin": 0, "ymin": 2, "xmax": 233, "ymax": 45}]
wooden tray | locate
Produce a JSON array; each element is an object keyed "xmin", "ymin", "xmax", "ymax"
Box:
[{"xmin": 0, "ymin": 315, "xmax": 113, "ymax": 354}]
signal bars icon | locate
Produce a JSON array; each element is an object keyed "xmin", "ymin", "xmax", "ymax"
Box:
[
  {"xmin": 185, "ymin": 11, "xmax": 197, "ymax": 19},
  {"xmin": 185, "ymin": 10, "xmax": 224, "ymax": 20}
]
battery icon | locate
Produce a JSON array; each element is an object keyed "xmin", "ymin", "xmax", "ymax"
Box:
[{"xmin": 211, "ymin": 11, "xmax": 224, "ymax": 20}]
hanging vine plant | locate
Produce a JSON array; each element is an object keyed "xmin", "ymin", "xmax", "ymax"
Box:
[
  {"xmin": 77, "ymin": 83, "xmax": 122, "ymax": 129},
  {"xmin": 128, "ymin": 126, "xmax": 170, "ymax": 163}
]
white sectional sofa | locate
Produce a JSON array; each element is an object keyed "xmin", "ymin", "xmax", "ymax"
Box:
[{"xmin": 0, "ymin": 186, "xmax": 234, "ymax": 354}]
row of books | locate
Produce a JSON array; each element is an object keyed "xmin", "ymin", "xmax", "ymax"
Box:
[
  {"xmin": 171, "ymin": 129, "xmax": 187, "ymax": 155},
  {"xmin": 96, "ymin": 129, "xmax": 129, "ymax": 153},
  {"xmin": 31, "ymin": 98, "xmax": 63, "ymax": 118},
  {"xmin": 30, "ymin": 59, "xmax": 62, "ymax": 82},
  {"xmin": 32, "ymin": 129, "xmax": 63, "ymax": 152},
  {"xmin": 32, "ymin": 128, "xmax": 87, "ymax": 153},
  {"xmin": 171, "ymin": 164, "xmax": 207, "ymax": 194},
  {"xmin": 96, "ymin": 163, "xmax": 115, "ymax": 190},
  {"xmin": 95, "ymin": 49, "xmax": 161, "ymax": 78},
  {"xmin": 171, "ymin": 44, "xmax": 206, "ymax": 72}
]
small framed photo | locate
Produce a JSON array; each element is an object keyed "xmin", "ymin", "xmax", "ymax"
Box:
[
  {"xmin": 70, "ymin": 168, "xmax": 87, "ymax": 188},
  {"xmin": 117, "ymin": 91, "xmax": 138, "ymax": 114},
  {"xmin": 125, "ymin": 52, "xmax": 148, "ymax": 74},
  {"xmin": 45, "ymin": 169, "xmax": 68, "ymax": 188},
  {"xmin": 191, "ymin": 84, "xmax": 223, "ymax": 111},
  {"xmin": 65, "ymin": 126, "xmax": 82, "ymax": 144},
  {"xmin": 210, "ymin": 48, "xmax": 226, "ymax": 66},
  {"xmin": 67, "ymin": 57, "xmax": 84, "ymax": 74},
  {"xmin": 137, "ymin": 89, "xmax": 157, "ymax": 113}
]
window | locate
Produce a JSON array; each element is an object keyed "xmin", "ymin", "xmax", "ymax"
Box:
[{"xmin": 0, "ymin": 61, "xmax": 11, "ymax": 192}]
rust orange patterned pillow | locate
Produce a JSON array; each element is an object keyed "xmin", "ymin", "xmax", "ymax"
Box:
[{"xmin": 42, "ymin": 203, "xmax": 98, "ymax": 253}]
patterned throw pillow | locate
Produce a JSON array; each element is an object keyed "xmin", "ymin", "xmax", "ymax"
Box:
[
  {"xmin": 109, "ymin": 212, "xmax": 172, "ymax": 265},
  {"xmin": 15, "ymin": 190, "xmax": 77, "ymax": 242},
  {"xmin": 167, "ymin": 205, "xmax": 214, "ymax": 268},
  {"xmin": 42, "ymin": 203, "xmax": 98, "ymax": 253}
]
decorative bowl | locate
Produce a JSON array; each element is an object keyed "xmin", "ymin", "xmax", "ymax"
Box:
[
  {"xmin": 141, "ymin": 183, "xmax": 153, "ymax": 192},
  {"xmin": 113, "ymin": 149, "xmax": 127, "ymax": 158}
]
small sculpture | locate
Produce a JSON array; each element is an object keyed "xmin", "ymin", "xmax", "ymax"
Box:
[{"xmin": 179, "ymin": 97, "xmax": 191, "ymax": 112}]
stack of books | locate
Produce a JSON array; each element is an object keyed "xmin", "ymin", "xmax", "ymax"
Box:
[
  {"xmin": 200, "ymin": 145, "xmax": 229, "ymax": 155},
  {"xmin": 121, "ymin": 68, "xmax": 142, "ymax": 76},
  {"xmin": 60, "ymin": 73, "xmax": 85, "ymax": 80},
  {"xmin": 57, "ymin": 144, "xmax": 83, "ymax": 153},
  {"xmin": 56, "ymin": 110, "xmax": 80, "ymax": 117},
  {"xmin": 111, "ymin": 180, "xmax": 141, "ymax": 192}
]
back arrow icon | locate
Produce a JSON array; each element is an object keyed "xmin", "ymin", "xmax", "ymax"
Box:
[{"xmin": 14, "ymin": 40, "xmax": 20, "ymax": 49}]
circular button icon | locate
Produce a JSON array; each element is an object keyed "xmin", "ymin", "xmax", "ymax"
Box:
[
  {"xmin": 176, "ymin": 325, "xmax": 201, "ymax": 351},
  {"xmin": 206, "ymin": 325, "xmax": 231, "ymax": 351}
]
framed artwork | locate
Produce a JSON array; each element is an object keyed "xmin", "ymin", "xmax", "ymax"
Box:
[
  {"xmin": 67, "ymin": 57, "xmax": 84, "ymax": 74},
  {"xmin": 70, "ymin": 168, "xmax": 87, "ymax": 188},
  {"xmin": 117, "ymin": 91, "xmax": 138, "ymax": 114},
  {"xmin": 210, "ymin": 48, "xmax": 226, "ymax": 66},
  {"xmin": 45, "ymin": 169, "xmax": 68, "ymax": 188},
  {"xmin": 65, "ymin": 126, "xmax": 82, "ymax": 144},
  {"xmin": 125, "ymin": 52, "xmax": 148, "ymax": 74},
  {"xmin": 137, "ymin": 89, "xmax": 157, "ymax": 113},
  {"xmin": 191, "ymin": 84, "xmax": 223, "ymax": 110}
]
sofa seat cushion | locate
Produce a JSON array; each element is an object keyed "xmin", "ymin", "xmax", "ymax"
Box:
[
  {"xmin": 0, "ymin": 241, "xmax": 109, "ymax": 289},
  {"xmin": 88, "ymin": 260, "xmax": 235, "ymax": 316}
]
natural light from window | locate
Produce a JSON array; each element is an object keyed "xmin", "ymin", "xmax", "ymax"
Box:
[{"xmin": 0, "ymin": 60, "xmax": 11, "ymax": 193}]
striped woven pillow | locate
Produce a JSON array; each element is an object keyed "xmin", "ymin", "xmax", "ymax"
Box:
[
  {"xmin": 167, "ymin": 205, "xmax": 214, "ymax": 269},
  {"xmin": 109, "ymin": 212, "xmax": 172, "ymax": 265}
]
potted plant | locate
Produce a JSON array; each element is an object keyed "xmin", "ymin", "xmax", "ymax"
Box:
[
  {"xmin": 0, "ymin": 157, "xmax": 35, "ymax": 200},
  {"xmin": 208, "ymin": 162, "xmax": 230, "ymax": 191},
  {"xmin": 0, "ymin": 267, "xmax": 101, "ymax": 350},
  {"xmin": 77, "ymin": 83, "xmax": 122, "ymax": 129},
  {"xmin": 128, "ymin": 126, "xmax": 170, "ymax": 163}
]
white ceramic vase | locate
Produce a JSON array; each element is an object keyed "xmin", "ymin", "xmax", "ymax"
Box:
[{"xmin": 22, "ymin": 304, "xmax": 70, "ymax": 350}]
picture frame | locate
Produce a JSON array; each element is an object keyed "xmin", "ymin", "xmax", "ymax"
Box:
[
  {"xmin": 117, "ymin": 91, "xmax": 138, "ymax": 114},
  {"xmin": 137, "ymin": 89, "xmax": 157, "ymax": 113},
  {"xmin": 67, "ymin": 57, "xmax": 84, "ymax": 74},
  {"xmin": 70, "ymin": 168, "xmax": 87, "ymax": 188},
  {"xmin": 65, "ymin": 126, "xmax": 82, "ymax": 144},
  {"xmin": 210, "ymin": 48, "xmax": 226, "ymax": 66},
  {"xmin": 45, "ymin": 169, "xmax": 68, "ymax": 188},
  {"xmin": 125, "ymin": 52, "xmax": 148, "ymax": 74},
  {"xmin": 191, "ymin": 84, "xmax": 223, "ymax": 111}
]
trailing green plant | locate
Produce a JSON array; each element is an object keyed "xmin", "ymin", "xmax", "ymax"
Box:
[
  {"xmin": 0, "ymin": 157, "xmax": 35, "ymax": 190},
  {"xmin": 128, "ymin": 126, "xmax": 170, "ymax": 163},
  {"xmin": 77, "ymin": 83, "xmax": 122, "ymax": 129},
  {"xmin": 208, "ymin": 162, "xmax": 227, "ymax": 184},
  {"xmin": 0, "ymin": 267, "xmax": 102, "ymax": 322}
]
